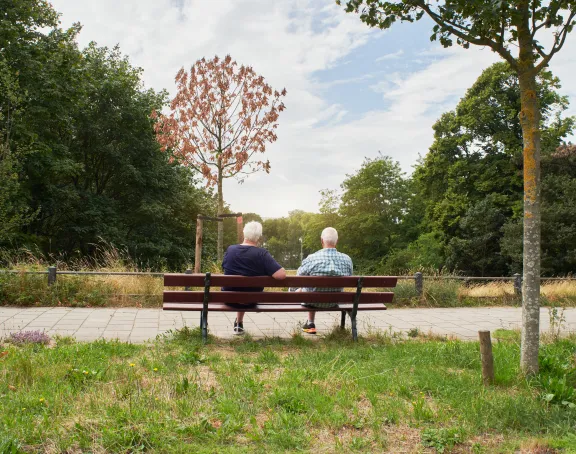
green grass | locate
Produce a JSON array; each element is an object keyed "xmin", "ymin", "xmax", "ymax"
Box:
[{"xmin": 2, "ymin": 331, "xmax": 576, "ymax": 452}]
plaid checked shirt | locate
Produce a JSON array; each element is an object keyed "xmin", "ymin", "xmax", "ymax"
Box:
[{"xmin": 294, "ymin": 248, "xmax": 353, "ymax": 307}]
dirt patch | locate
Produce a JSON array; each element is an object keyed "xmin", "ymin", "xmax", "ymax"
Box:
[
  {"xmin": 384, "ymin": 424, "xmax": 431, "ymax": 453},
  {"xmin": 193, "ymin": 364, "xmax": 220, "ymax": 391}
]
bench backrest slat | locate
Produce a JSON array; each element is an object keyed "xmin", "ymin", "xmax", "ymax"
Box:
[
  {"xmin": 164, "ymin": 290, "xmax": 394, "ymax": 304},
  {"xmin": 164, "ymin": 274, "xmax": 397, "ymax": 288}
]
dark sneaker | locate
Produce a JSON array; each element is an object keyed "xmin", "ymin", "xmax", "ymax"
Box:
[
  {"xmin": 302, "ymin": 321, "xmax": 317, "ymax": 335},
  {"xmin": 233, "ymin": 319, "xmax": 244, "ymax": 335}
]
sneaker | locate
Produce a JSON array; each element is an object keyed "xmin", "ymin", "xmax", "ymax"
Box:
[
  {"xmin": 302, "ymin": 321, "xmax": 317, "ymax": 335},
  {"xmin": 233, "ymin": 319, "xmax": 245, "ymax": 335}
]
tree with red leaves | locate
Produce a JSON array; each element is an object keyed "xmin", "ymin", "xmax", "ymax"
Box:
[{"xmin": 153, "ymin": 55, "xmax": 287, "ymax": 261}]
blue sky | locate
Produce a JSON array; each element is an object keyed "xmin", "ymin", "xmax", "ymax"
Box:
[{"xmin": 51, "ymin": 0, "xmax": 576, "ymax": 218}]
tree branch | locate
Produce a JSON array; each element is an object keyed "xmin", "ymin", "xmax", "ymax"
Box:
[
  {"xmin": 418, "ymin": 1, "xmax": 518, "ymax": 68},
  {"xmin": 534, "ymin": 9, "xmax": 576, "ymax": 73}
]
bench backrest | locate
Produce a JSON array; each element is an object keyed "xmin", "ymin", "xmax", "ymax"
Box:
[{"xmin": 164, "ymin": 274, "xmax": 397, "ymax": 304}]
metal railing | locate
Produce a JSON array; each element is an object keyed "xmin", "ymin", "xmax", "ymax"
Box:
[{"xmin": 0, "ymin": 266, "xmax": 573, "ymax": 298}]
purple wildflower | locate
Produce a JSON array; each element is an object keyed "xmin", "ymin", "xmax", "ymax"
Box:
[{"xmin": 9, "ymin": 330, "xmax": 51, "ymax": 345}]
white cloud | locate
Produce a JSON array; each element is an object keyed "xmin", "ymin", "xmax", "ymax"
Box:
[
  {"xmin": 375, "ymin": 49, "xmax": 404, "ymax": 62},
  {"xmin": 51, "ymin": 0, "xmax": 576, "ymax": 218}
]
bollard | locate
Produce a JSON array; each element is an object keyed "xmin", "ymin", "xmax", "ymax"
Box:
[
  {"xmin": 48, "ymin": 266, "xmax": 57, "ymax": 286},
  {"xmin": 185, "ymin": 268, "xmax": 192, "ymax": 291},
  {"xmin": 414, "ymin": 272, "xmax": 423, "ymax": 298},
  {"xmin": 479, "ymin": 330, "xmax": 494, "ymax": 385},
  {"xmin": 513, "ymin": 273, "xmax": 522, "ymax": 296}
]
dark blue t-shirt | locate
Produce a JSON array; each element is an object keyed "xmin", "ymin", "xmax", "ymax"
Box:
[{"xmin": 222, "ymin": 245, "xmax": 282, "ymax": 291}]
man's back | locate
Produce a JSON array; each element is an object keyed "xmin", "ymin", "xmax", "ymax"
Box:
[
  {"xmin": 222, "ymin": 244, "xmax": 282, "ymax": 291},
  {"xmin": 297, "ymin": 248, "xmax": 353, "ymax": 292}
]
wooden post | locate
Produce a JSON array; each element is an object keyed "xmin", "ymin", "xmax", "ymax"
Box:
[
  {"xmin": 237, "ymin": 215, "xmax": 243, "ymax": 244},
  {"xmin": 194, "ymin": 217, "xmax": 203, "ymax": 274},
  {"xmin": 48, "ymin": 266, "xmax": 57, "ymax": 286},
  {"xmin": 479, "ymin": 330, "xmax": 494, "ymax": 385}
]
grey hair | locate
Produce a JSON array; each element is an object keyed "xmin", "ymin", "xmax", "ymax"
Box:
[
  {"xmin": 243, "ymin": 221, "xmax": 263, "ymax": 243},
  {"xmin": 321, "ymin": 227, "xmax": 338, "ymax": 246}
]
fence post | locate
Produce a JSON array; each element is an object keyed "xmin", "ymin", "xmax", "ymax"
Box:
[
  {"xmin": 48, "ymin": 266, "xmax": 57, "ymax": 286},
  {"xmin": 414, "ymin": 272, "xmax": 423, "ymax": 298},
  {"xmin": 513, "ymin": 273, "xmax": 522, "ymax": 296},
  {"xmin": 185, "ymin": 268, "xmax": 192, "ymax": 291},
  {"xmin": 478, "ymin": 330, "xmax": 495, "ymax": 386}
]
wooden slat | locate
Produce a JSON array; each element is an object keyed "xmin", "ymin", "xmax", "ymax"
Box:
[
  {"xmin": 164, "ymin": 274, "xmax": 397, "ymax": 288},
  {"xmin": 163, "ymin": 291, "xmax": 394, "ymax": 304},
  {"xmin": 163, "ymin": 302, "xmax": 387, "ymax": 312}
]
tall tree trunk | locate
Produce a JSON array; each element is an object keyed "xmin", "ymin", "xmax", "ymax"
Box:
[
  {"xmin": 217, "ymin": 159, "xmax": 224, "ymax": 263},
  {"xmin": 518, "ymin": 61, "xmax": 541, "ymax": 374}
]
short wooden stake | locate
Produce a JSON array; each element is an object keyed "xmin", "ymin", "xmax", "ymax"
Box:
[
  {"xmin": 479, "ymin": 330, "xmax": 494, "ymax": 385},
  {"xmin": 194, "ymin": 217, "xmax": 203, "ymax": 274}
]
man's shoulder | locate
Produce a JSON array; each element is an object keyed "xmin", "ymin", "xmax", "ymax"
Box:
[
  {"xmin": 304, "ymin": 249, "xmax": 325, "ymax": 261},
  {"xmin": 335, "ymin": 251, "xmax": 353, "ymax": 262}
]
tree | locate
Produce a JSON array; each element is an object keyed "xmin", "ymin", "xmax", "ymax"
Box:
[
  {"xmin": 0, "ymin": 0, "xmax": 61, "ymax": 244},
  {"xmin": 502, "ymin": 144, "xmax": 576, "ymax": 275},
  {"xmin": 0, "ymin": 57, "xmax": 35, "ymax": 243},
  {"xmin": 338, "ymin": 156, "xmax": 409, "ymax": 268},
  {"xmin": 341, "ymin": 0, "xmax": 576, "ymax": 373},
  {"xmin": 153, "ymin": 55, "xmax": 287, "ymax": 262},
  {"xmin": 446, "ymin": 194, "xmax": 509, "ymax": 276},
  {"xmin": 0, "ymin": 0, "xmax": 216, "ymax": 269},
  {"xmin": 413, "ymin": 62, "xmax": 573, "ymax": 275}
]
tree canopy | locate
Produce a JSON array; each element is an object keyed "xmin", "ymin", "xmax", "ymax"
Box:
[{"xmin": 0, "ymin": 0, "xmax": 217, "ymax": 269}]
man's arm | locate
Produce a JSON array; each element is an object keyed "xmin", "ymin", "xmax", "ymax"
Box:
[
  {"xmin": 262, "ymin": 250, "xmax": 286, "ymax": 280},
  {"xmin": 272, "ymin": 268, "xmax": 287, "ymax": 280}
]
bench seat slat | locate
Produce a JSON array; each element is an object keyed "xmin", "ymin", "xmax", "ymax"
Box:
[
  {"xmin": 164, "ymin": 274, "xmax": 397, "ymax": 288},
  {"xmin": 163, "ymin": 302, "xmax": 387, "ymax": 312},
  {"xmin": 163, "ymin": 291, "xmax": 394, "ymax": 304}
]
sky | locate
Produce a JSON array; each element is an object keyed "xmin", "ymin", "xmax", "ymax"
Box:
[{"xmin": 50, "ymin": 0, "xmax": 576, "ymax": 218}]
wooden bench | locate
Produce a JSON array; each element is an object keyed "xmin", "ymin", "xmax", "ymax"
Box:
[{"xmin": 163, "ymin": 273, "xmax": 397, "ymax": 342}]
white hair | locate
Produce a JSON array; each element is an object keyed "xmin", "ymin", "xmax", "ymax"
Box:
[
  {"xmin": 321, "ymin": 227, "xmax": 338, "ymax": 246},
  {"xmin": 243, "ymin": 221, "xmax": 263, "ymax": 243}
]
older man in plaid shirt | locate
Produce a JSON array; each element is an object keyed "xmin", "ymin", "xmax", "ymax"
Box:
[{"xmin": 294, "ymin": 227, "xmax": 353, "ymax": 334}]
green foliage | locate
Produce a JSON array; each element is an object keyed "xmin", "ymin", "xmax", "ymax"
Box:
[
  {"xmin": 339, "ymin": 156, "xmax": 409, "ymax": 261},
  {"xmin": 446, "ymin": 194, "xmax": 509, "ymax": 276},
  {"xmin": 421, "ymin": 427, "xmax": 465, "ymax": 453},
  {"xmin": 262, "ymin": 211, "xmax": 311, "ymax": 269},
  {"xmin": 502, "ymin": 148, "xmax": 576, "ymax": 275},
  {"xmin": 0, "ymin": 0, "xmax": 216, "ymax": 270},
  {"xmin": 411, "ymin": 63, "xmax": 574, "ymax": 276}
]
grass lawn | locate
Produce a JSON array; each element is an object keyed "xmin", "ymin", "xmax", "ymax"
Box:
[{"xmin": 2, "ymin": 329, "xmax": 576, "ymax": 453}]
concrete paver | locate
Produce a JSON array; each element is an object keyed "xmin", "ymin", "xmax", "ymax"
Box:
[{"xmin": 1, "ymin": 307, "xmax": 575, "ymax": 343}]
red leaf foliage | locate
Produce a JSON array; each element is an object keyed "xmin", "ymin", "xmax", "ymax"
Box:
[{"xmin": 152, "ymin": 55, "xmax": 287, "ymax": 186}]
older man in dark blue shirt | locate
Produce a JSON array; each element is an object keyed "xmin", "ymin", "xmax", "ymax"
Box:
[{"xmin": 222, "ymin": 221, "xmax": 286, "ymax": 335}]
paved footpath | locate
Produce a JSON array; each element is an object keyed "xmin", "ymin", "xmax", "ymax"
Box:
[{"xmin": 1, "ymin": 307, "xmax": 575, "ymax": 342}]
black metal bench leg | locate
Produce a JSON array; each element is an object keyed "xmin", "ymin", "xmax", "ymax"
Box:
[
  {"xmin": 201, "ymin": 310, "xmax": 208, "ymax": 343},
  {"xmin": 350, "ymin": 312, "xmax": 358, "ymax": 342},
  {"xmin": 340, "ymin": 311, "xmax": 346, "ymax": 329}
]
